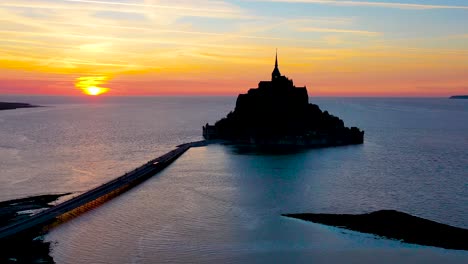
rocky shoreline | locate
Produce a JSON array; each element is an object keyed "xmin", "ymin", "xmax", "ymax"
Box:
[
  {"xmin": 283, "ymin": 210, "xmax": 468, "ymax": 251},
  {"xmin": 0, "ymin": 193, "xmax": 71, "ymax": 263}
]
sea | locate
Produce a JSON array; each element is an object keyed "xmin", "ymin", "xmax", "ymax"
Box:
[{"xmin": 0, "ymin": 95, "xmax": 467, "ymax": 263}]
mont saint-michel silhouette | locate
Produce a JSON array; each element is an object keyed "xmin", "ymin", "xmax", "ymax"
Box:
[{"xmin": 203, "ymin": 51, "xmax": 364, "ymax": 147}]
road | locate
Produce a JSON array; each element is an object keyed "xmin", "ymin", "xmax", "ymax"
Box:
[{"xmin": 0, "ymin": 141, "xmax": 206, "ymax": 240}]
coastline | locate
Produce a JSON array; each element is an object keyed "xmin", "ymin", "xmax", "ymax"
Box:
[
  {"xmin": 0, "ymin": 102, "xmax": 41, "ymax": 111},
  {"xmin": 0, "ymin": 193, "xmax": 71, "ymax": 263}
]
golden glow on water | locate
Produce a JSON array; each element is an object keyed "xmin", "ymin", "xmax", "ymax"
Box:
[{"xmin": 75, "ymin": 76, "xmax": 110, "ymax": 96}]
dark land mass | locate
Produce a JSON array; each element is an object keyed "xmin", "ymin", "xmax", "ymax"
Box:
[
  {"xmin": 450, "ymin": 95, "xmax": 468, "ymax": 99},
  {"xmin": 0, "ymin": 102, "xmax": 41, "ymax": 111},
  {"xmin": 0, "ymin": 194, "xmax": 71, "ymax": 227},
  {"xmin": 203, "ymin": 53, "xmax": 364, "ymax": 147},
  {"xmin": 0, "ymin": 193, "xmax": 71, "ymax": 263},
  {"xmin": 283, "ymin": 210, "xmax": 468, "ymax": 251},
  {"xmin": 0, "ymin": 235, "xmax": 55, "ymax": 264}
]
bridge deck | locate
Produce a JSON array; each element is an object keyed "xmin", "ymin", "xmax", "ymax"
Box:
[{"xmin": 0, "ymin": 140, "xmax": 207, "ymax": 240}]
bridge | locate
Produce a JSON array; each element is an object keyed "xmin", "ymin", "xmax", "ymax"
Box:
[{"xmin": 0, "ymin": 140, "xmax": 209, "ymax": 240}]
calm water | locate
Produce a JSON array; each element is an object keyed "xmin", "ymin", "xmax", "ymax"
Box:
[{"xmin": 0, "ymin": 96, "xmax": 467, "ymax": 263}]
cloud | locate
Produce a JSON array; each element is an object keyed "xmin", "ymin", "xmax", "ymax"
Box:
[
  {"xmin": 1, "ymin": 0, "xmax": 467, "ymax": 96},
  {"xmin": 62, "ymin": 0, "xmax": 238, "ymax": 13},
  {"xmin": 0, "ymin": 0, "xmax": 250, "ymax": 20},
  {"xmin": 249, "ymin": 0, "xmax": 468, "ymax": 10},
  {"xmin": 297, "ymin": 27, "xmax": 380, "ymax": 36}
]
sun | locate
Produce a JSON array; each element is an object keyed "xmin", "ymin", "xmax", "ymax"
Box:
[
  {"xmin": 83, "ymin": 86, "xmax": 109, "ymax": 96},
  {"xmin": 75, "ymin": 76, "xmax": 110, "ymax": 96}
]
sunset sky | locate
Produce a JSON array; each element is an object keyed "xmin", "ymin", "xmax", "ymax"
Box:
[{"xmin": 1, "ymin": 0, "xmax": 467, "ymax": 96}]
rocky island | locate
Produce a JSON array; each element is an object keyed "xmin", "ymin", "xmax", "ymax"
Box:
[
  {"xmin": 203, "ymin": 52, "xmax": 364, "ymax": 147},
  {"xmin": 283, "ymin": 210, "xmax": 468, "ymax": 250}
]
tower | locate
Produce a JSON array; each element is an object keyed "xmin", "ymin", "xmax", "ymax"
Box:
[{"xmin": 271, "ymin": 49, "xmax": 281, "ymax": 80}]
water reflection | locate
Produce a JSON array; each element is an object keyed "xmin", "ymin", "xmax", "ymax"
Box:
[
  {"xmin": 47, "ymin": 144, "xmax": 467, "ymax": 263},
  {"xmin": 228, "ymin": 144, "xmax": 309, "ymax": 156}
]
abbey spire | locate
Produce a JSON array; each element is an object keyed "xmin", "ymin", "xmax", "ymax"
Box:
[
  {"xmin": 272, "ymin": 49, "xmax": 281, "ymax": 80},
  {"xmin": 275, "ymin": 49, "xmax": 278, "ymax": 68}
]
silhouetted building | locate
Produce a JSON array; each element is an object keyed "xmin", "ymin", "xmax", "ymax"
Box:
[
  {"xmin": 272, "ymin": 50, "xmax": 281, "ymax": 80},
  {"xmin": 203, "ymin": 51, "xmax": 364, "ymax": 147}
]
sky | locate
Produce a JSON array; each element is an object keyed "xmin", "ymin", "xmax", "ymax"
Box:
[{"xmin": 1, "ymin": 0, "xmax": 467, "ymax": 96}]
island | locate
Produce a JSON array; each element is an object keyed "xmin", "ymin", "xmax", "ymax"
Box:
[
  {"xmin": 0, "ymin": 102, "xmax": 40, "ymax": 111},
  {"xmin": 203, "ymin": 52, "xmax": 364, "ymax": 147},
  {"xmin": 283, "ymin": 210, "xmax": 468, "ymax": 250},
  {"xmin": 449, "ymin": 95, "xmax": 468, "ymax": 99}
]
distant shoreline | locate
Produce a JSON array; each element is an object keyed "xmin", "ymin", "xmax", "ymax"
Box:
[
  {"xmin": 0, "ymin": 102, "xmax": 41, "ymax": 111},
  {"xmin": 449, "ymin": 95, "xmax": 468, "ymax": 99}
]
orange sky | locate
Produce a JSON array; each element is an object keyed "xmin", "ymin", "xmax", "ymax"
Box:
[{"xmin": 1, "ymin": 0, "xmax": 467, "ymax": 97}]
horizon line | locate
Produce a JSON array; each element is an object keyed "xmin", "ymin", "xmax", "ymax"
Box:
[{"xmin": 0, "ymin": 93, "xmax": 459, "ymax": 98}]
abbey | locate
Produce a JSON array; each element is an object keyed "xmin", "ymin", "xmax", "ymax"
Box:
[
  {"xmin": 236, "ymin": 51, "xmax": 309, "ymax": 114},
  {"xmin": 203, "ymin": 52, "xmax": 364, "ymax": 147}
]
